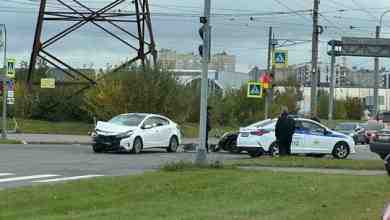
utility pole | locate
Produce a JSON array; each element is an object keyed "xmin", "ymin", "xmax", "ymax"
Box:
[
  {"xmin": 195, "ymin": 0, "xmax": 211, "ymax": 164},
  {"xmin": 328, "ymin": 41, "xmax": 336, "ymax": 122},
  {"xmin": 265, "ymin": 26, "xmax": 273, "ymax": 119},
  {"xmin": 310, "ymin": 0, "xmax": 320, "ymax": 116},
  {"xmin": 0, "ymin": 24, "xmax": 7, "ymax": 140},
  {"xmin": 374, "ymin": 25, "xmax": 380, "ymax": 116}
]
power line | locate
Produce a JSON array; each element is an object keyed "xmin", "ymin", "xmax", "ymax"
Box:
[{"xmin": 273, "ymin": 0, "xmax": 312, "ymax": 22}]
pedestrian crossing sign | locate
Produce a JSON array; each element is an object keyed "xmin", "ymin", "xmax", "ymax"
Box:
[
  {"xmin": 273, "ymin": 49, "xmax": 288, "ymax": 68},
  {"xmin": 6, "ymin": 58, "xmax": 16, "ymax": 79},
  {"xmin": 247, "ymin": 82, "xmax": 262, "ymax": 98}
]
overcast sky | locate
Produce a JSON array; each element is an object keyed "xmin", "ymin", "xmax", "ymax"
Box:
[{"xmin": 1, "ymin": 0, "xmax": 390, "ymax": 72}]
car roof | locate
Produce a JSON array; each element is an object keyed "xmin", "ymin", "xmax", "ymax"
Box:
[{"xmin": 120, "ymin": 113, "xmax": 172, "ymax": 121}]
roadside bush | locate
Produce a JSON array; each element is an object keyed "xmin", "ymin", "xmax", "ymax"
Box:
[
  {"xmin": 345, "ymin": 97, "xmax": 363, "ymax": 120},
  {"xmin": 83, "ymin": 67, "xmax": 192, "ymax": 122}
]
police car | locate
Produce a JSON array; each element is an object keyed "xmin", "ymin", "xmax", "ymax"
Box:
[{"xmin": 237, "ymin": 118, "xmax": 356, "ymax": 159}]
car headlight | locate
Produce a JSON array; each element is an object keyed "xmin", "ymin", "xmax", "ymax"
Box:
[
  {"xmin": 116, "ymin": 131, "xmax": 133, "ymax": 139},
  {"xmin": 91, "ymin": 131, "xmax": 97, "ymax": 138}
]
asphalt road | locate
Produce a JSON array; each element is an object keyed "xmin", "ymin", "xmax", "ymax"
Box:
[{"xmin": 0, "ymin": 144, "xmax": 381, "ymax": 189}]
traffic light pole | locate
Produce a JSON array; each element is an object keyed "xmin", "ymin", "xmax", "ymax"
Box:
[
  {"xmin": 195, "ymin": 0, "xmax": 211, "ymax": 164},
  {"xmin": 265, "ymin": 27, "xmax": 272, "ymax": 119},
  {"xmin": 328, "ymin": 42, "xmax": 336, "ymax": 122},
  {"xmin": 374, "ymin": 25, "xmax": 380, "ymax": 116},
  {"xmin": 1, "ymin": 24, "xmax": 7, "ymax": 140}
]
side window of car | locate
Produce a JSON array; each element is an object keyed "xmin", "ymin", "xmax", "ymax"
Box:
[
  {"xmin": 303, "ymin": 122, "xmax": 324, "ymax": 134},
  {"xmin": 156, "ymin": 117, "xmax": 169, "ymax": 126},
  {"xmin": 295, "ymin": 120, "xmax": 309, "ymax": 133},
  {"xmin": 143, "ymin": 118, "xmax": 155, "ymax": 127}
]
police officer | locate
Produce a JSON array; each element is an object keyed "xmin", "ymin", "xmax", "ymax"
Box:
[{"xmin": 275, "ymin": 108, "xmax": 295, "ymax": 156}]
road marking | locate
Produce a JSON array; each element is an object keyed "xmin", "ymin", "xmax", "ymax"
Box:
[
  {"xmin": 0, "ymin": 173, "xmax": 14, "ymax": 177},
  {"xmin": 33, "ymin": 175, "xmax": 104, "ymax": 183},
  {"xmin": 0, "ymin": 175, "xmax": 60, "ymax": 183}
]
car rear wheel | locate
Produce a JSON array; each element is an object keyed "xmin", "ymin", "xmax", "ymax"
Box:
[
  {"xmin": 269, "ymin": 142, "xmax": 279, "ymax": 157},
  {"xmin": 92, "ymin": 144, "xmax": 104, "ymax": 153},
  {"xmin": 167, "ymin": 136, "xmax": 179, "ymax": 153},
  {"xmin": 132, "ymin": 138, "xmax": 143, "ymax": 154},
  {"xmin": 332, "ymin": 142, "xmax": 350, "ymax": 159}
]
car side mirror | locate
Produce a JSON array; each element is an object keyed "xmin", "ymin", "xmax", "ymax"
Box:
[
  {"xmin": 324, "ymin": 130, "xmax": 331, "ymax": 135},
  {"xmin": 142, "ymin": 124, "xmax": 153, "ymax": 129}
]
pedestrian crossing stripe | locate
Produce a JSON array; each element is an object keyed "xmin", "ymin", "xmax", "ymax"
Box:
[
  {"xmin": 247, "ymin": 82, "xmax": 262, "ymax": 98},
  {"xmin": 0, "ymin": 173, "xmax": 105, "ymax": 184}
]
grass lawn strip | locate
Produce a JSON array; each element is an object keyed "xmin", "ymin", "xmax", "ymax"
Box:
[
  {"xmin": 0, "ymin": 139, "xmax": 24, "ymax": 144},
  {"xmin": 227, "ymin": 156, "xmax": 385, "ymax": 171},
  {"xmin": 0, "ymin": 169, "xmax": 389, "ymax": 220}
]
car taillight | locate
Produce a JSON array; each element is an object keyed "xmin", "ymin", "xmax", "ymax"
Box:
[{"xmin": 250, "ymin": 129, "xmax": 269, "ymax": 136}]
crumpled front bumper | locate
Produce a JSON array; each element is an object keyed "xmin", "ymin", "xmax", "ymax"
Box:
[{"xmin": 92, "ymin": 135, "xmax": 131, "ymax": 152}]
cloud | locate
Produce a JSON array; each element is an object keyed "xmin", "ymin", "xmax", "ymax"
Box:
[{"xmin": 1, "ymin": 0, "xmax": 390, "ymax": 71}]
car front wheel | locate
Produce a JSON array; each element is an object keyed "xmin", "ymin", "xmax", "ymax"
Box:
[
  {"xmin": 132, "ymin": 138, "xmax": 143, "ymax": 154},
  {"xmin": 92, "ymin": 144, "xmax": 104, "ymax": 153},
  {"xmin": 332, "ymin": 142, "xmax": 350, "ymax": 159},
  {"xmin": 167, "ymin": 136, "xmax": 179, "ymax": 153}
]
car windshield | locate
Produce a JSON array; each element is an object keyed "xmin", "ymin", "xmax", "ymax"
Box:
[
  {"xmin": 108, "ymin": 114, "xmax": 146, "ymax": 126},
  {"xmin": 335, "ymin": 123, "xmax": 356, "ymax": 131}
]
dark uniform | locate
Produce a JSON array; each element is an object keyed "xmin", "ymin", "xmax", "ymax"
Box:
[{"xmin": 275, "ymin": 112, "xmax": 295, "ymax": 155}]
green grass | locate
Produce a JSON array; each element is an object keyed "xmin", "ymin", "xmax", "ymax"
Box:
[
  {"xmin": 0, "ymin": 139, "xmax": 23, "ymax": 144},
  {"xmin": 12, "ymin": 119, "xmax": 93, "ymax": 135},
  {"xmin": 1, "ymin": 169, "xmax": 390, "ymax": 220},
  {"xmin": 227, "ymin": 156, "xmax": 385, "ymax": 170}
]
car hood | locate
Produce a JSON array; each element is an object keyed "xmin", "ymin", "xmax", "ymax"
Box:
[
  {"xmin": 95, "ymin": 121, "xmax": 137, "ymax": 135},
  {"xmin": 330, "ymin": 130, "xmax": 351, "ymax": 139}
]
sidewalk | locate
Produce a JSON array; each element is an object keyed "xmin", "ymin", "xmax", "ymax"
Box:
[
  {"xmin": 240, "ymin": 166, "xmax": 387, "ymax": 176},
  {"xmin": 6, "ymin": 133, "xmax": 218, "ymax": 146}
]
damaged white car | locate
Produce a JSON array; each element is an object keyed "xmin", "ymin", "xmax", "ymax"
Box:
[{"xmin": 91, "ymin": 113, "xmax": 181, "ymax": 154}]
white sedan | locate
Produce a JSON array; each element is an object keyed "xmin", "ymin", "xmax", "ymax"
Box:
[
  {"xmin": 91, "ymin": 113, "xmax": 181, "ymax": 154},
  {"xmin": 237, "ymin": 118, "xmax": 356, "ymax": 159}
]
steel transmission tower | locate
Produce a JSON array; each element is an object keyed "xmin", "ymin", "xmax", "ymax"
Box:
[{"xmin": 28, "ymin": 0, "xmax": 157, "ymax": 90}]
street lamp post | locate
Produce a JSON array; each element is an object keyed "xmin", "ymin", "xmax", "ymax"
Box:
[
  {"xmin": 0, "ymin": 24, "xmax": 7, "ymax": 139},
  {"xmin": 374, "ymin": 10, "xmax": 390, "ymax": 116}
]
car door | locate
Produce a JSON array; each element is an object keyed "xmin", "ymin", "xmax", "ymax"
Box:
[
  {"xmin": 154, "ymin": 117, "xmax": 172, "ymax": 147},
  {"xmin": 141, "ymin": 117, "xmax": 159, "ymax": 148},
  {"xmin": 301, "ymin": 121, "xmax": 328, "ymax": 153},
  {"xmin": 291, "ymin": 120, "xmax": 307, "ymax": 153}
]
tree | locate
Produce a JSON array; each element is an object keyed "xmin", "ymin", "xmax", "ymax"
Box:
[{"xmin": 345, "ymin": 97, "xmax": 363, "ymax": 120}]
